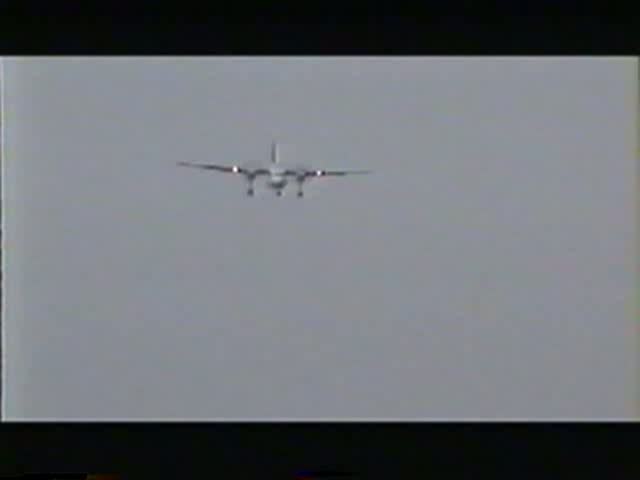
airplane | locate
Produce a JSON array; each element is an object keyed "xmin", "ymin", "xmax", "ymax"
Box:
[{"xmin": 177, "ymin": 141, "xmax": 371, "ymax": 197}]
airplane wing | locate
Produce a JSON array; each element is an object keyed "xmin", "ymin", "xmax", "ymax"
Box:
[
  {"xmin": 313, "ymin": 169, "xmax": 372, "ymax": 177},
  {"xmin": 177, "ymin": 162, "xmax": 269, "ymax": 175},
  {"xmin": 284, "ymin": 168, "xmax": 372, "ymax": 178}
]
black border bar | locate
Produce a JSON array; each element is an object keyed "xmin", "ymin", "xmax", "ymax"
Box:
[{"xmin": 0, "ymin": 15, "xmax": 637, "ymax": 54}]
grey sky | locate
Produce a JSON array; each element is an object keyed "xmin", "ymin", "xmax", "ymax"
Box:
[{"xmin": 2, "ymin": 57, "xmax": 637, "ymax": 419}]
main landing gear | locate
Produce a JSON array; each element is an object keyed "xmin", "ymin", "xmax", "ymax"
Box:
[
  {"xmin": 246, "ymin": 175, "xmax": 256, "ymax": 197},
  {"xmin": 296, "ymin": 178, "xmax": 305, "ymax": 198}
]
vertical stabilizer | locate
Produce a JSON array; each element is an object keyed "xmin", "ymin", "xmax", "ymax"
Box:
[{"xmin": 271, "ymin": 141, "xmax": 279, "ymax": 164}]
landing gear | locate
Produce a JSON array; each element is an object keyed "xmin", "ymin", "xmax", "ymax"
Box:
[
  {"xmin": 296, "ymin": 178, "xmax": 306, "ymax": 198},
  {"xmin": 245, "ymin": 175, "xmax": 256, "ymax": 197},
  {"xmin": 276, "ymin": 189, "xmax": 283, "ymax": 197}
]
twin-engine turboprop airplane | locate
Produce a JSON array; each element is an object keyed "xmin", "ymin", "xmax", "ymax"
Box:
[{"xmin": 178, "ymin": 142, "xmax": 371, "ymax": 197}]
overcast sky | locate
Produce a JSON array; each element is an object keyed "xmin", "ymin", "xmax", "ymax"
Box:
[{"xmin": 2, "ymin": 57, "xmax": 637, "ymax": 419}]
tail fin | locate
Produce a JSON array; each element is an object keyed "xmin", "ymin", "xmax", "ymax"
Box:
[{"xmin": 271, "ymin": 141, "xmax": 279, "ymax": 164}]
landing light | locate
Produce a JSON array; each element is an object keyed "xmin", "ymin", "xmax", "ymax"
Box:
[
  {"xmin": 232, "ymin": 166, "xmax": 239, "ymax": 173},
  {"xmin": 316, "ymin": 170, "xmax": 323, "ymax": 176}
]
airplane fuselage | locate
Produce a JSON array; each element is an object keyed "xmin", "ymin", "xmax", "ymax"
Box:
[{"xmin": 267, "ymin": 165, "xmax": 288, "ymax": 193}]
